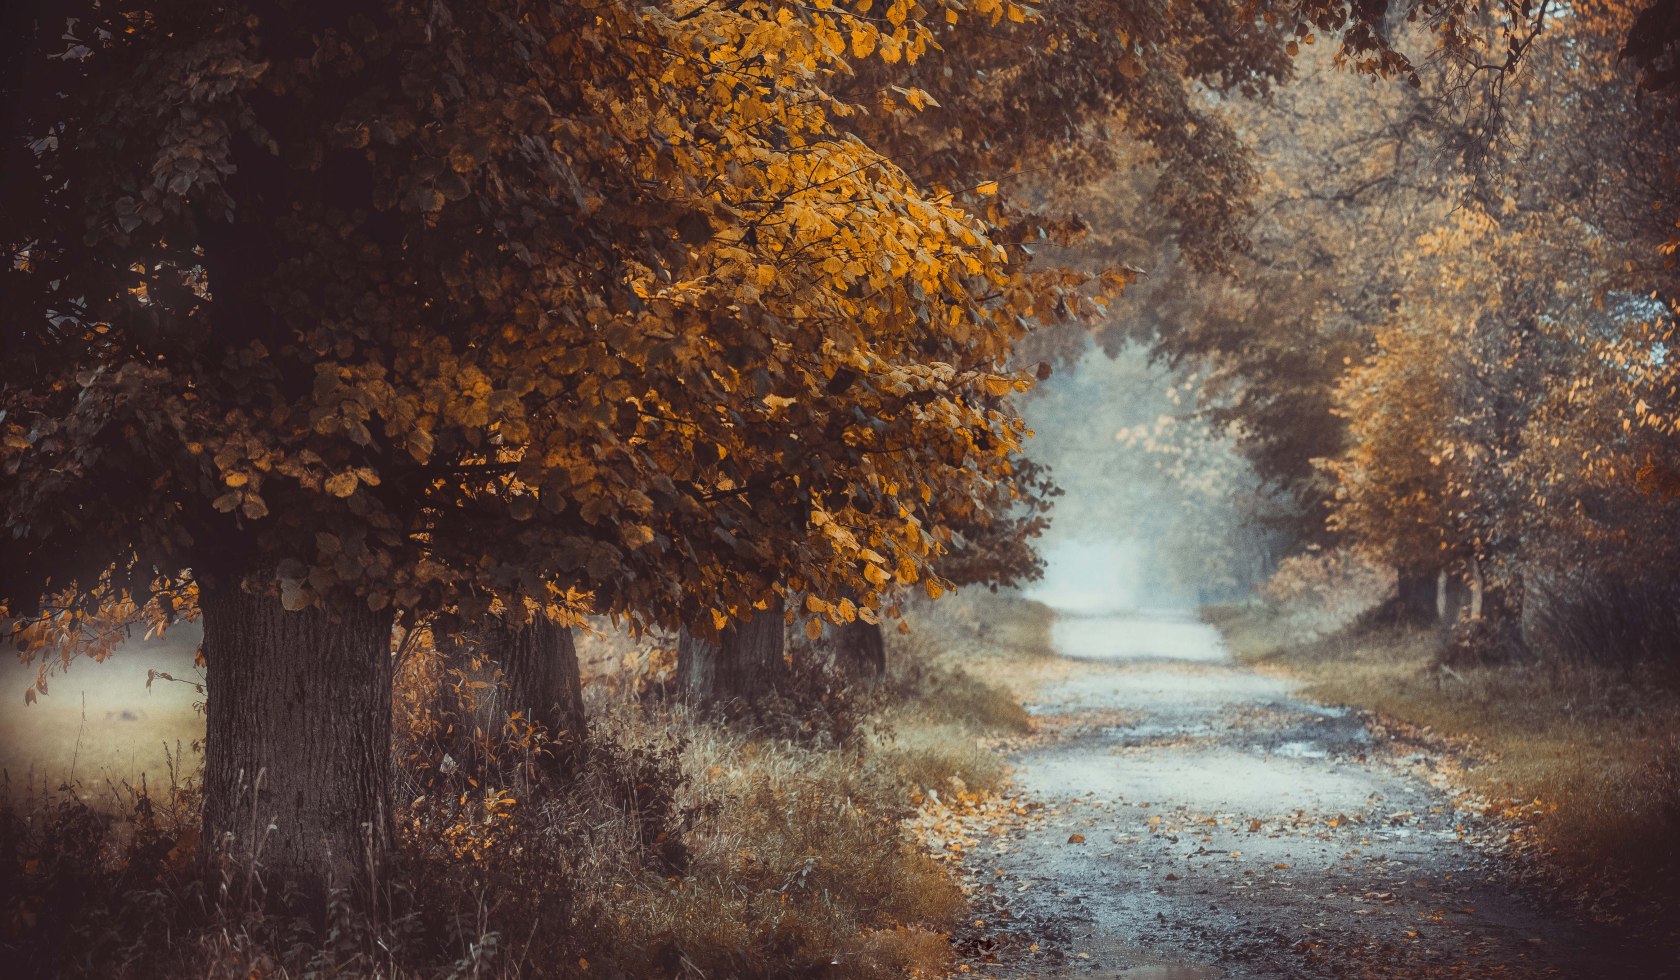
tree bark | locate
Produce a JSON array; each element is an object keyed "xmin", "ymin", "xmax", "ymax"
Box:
[
  {"xmin": 199, "ymin": 575, "xmax": 394, "ymax": 905},
  {"xmin": 833, "ymin": 619, "xmax": 886, "ymax": 682},
  {"xmin": 1437, "ymin": 569, "xmax": 1470, "ymax": 625},
  {"xmin": 677, "ymin": 596, "xmax": 787, "ymax": 708},
  {"xmin": 1392, "ymin": 569, "xmax": 1441, "ymax": 626},
  {"xmin": 498, "ymin": 618, "xmax": 586, "ymax": 745}
]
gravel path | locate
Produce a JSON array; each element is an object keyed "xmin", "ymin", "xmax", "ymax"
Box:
[{"xmin": 948, "ymin": 610, "xmax": 1634, "ymax": 979}]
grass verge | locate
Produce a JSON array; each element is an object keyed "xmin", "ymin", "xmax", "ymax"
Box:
[{"xmin": 0, "ymin": 592, "xmax": 1048, "ymax": 978}]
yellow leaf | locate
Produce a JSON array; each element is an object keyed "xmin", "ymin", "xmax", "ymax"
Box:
[
  {"xmin": 711, "ymin": 608, "xmax": 729, "ymax": 631},
  {"xmin": 924, "ymin": 578, "xmax": 944, "ymax": 600},
  {"xmin": 324, "ymin": 471, "xmax": 359, "ymax": 497},
  {"xmin": 983, "ymin": 375, "xmax": 1012, "ymax": 397},
  {"xmin": 851, "ymin": 28, "xmax": 877, "ymax": 59},
  {"xmin": 895, "ymin": 556, "xmax": 918, "ymax": 584},
  {"xmin": 805, "ymin": 617, "xmax": 824, "ymax": 641},
  {"xmin": 975, "ymin": 180, "xmax": 999, "ymax": 196}
]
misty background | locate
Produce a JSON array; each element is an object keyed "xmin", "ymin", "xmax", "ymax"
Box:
[{"xmin": 1022, "ymin": 341, "xmax": 1281, "ymax": 616}]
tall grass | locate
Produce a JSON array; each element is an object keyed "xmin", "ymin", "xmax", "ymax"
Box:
[{"xmin": 0, "ymin": 596, "xmax": 1045, "ymax": 978}]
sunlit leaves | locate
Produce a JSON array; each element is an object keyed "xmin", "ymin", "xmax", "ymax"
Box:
[{"xmin": 0, "ymin": 0, "xmax": 1047, "ymax": 648}]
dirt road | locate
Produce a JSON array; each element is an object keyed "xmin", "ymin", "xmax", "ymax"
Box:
[{"xmin": 949, "ymin": 610, "xmax": 1636, "ymax": 979}]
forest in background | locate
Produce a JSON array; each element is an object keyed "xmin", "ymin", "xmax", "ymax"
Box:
[
  {"xmin": 1013, "ymin": 3, "xmax": 1680, "ymax": 949},
  {"xmin": 3, "ymin": 0, "xmax": 1679, "ymax": 975}
]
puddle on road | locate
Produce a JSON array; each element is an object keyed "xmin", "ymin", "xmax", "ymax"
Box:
[
  {"xmin": 1268, "ymin": 740, "xmax": 1330, "ymax": 759},
  {"xmin": 1023, "ymin": 743, "xmax": 1387, "ymax": 815},
  {"xmin": 1031, "ymin": 668, "xmax": 1296, "ymax": 716}
]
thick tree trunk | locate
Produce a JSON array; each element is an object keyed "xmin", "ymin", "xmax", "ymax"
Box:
[
  {"xmin": 199, "ymin": 576, "xmax": 394, "ymax": 905},
  {"xmin": 431, "ymin": 618, "xmax": 586, "ymax": 779},
  {"xmin": 833, "ymin": 619, "xmax": 886, "ymax": 682},
  {"xmin": 677, "ymin": 597, "xmax": 787, "ymax": 708},
  {"xmin": 498, "ymin": 618, "xmax": 586, "ymax": 745}
]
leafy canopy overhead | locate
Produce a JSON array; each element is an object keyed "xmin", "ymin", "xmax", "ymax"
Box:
[{"xmin": 1, "ymin": 0, "xmax": 1078, "ymax": 665}]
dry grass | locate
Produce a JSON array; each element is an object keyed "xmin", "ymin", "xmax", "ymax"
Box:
[
  {"xmin": 0, "ymin": 593, "xmax": 1049, "ymax": 978},
  {"xmin": 459, "ymin": 698, "xmax": 972, "ymax": 980},
  {"xmin": 893, "ymin": 592, "xmax": 1059, "ymax": 701},
  {"xmin": 1207, "ymin": 603, "xmax": 1680, "ymax": 935}
]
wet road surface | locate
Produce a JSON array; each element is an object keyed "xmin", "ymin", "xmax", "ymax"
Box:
[{"xmin": 949, "ymin": 610, "xmax": 1634, "ymax": 978}]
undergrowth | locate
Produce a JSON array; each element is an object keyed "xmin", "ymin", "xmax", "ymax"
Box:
[{"xmin": 0, "ymin": 596, "xmax": 1044, "ymax": 978}]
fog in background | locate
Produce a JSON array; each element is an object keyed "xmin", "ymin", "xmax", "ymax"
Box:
[
  {"xmin": 1, "ymin": 625, "xmax": 203, "ymax": 796},
  {"xmin": 1021, "ymin": 342, "xmax": 1281, "ymax": 614}
]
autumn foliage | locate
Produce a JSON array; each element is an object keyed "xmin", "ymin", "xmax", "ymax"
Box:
[{"xmin": 4, "ymin": 0, "xmax": 1680, "ymax": 970}]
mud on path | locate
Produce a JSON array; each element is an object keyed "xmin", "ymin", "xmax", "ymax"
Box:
[{"xmin": 943, "ymin": 611, "xmax": 1639, "ymax": 979}]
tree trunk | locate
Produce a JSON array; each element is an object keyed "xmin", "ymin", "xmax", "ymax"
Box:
[
  {"xmin": 1393, "ymin": 569, "xmax": 1441, "ymax": 626},
  {"xmin": 199, "ymin": 575, "xmax": 394, "ymax": 906},
  {"xmin": 1437, "ymin": 570, "xmax": 1470, "ymax": 625},
  {"xmin": 1446, "ymin": 570, "xmax": 1530, "ymax": 665},
  {"xmin": 677, "ymin": 597, "xmax": 787, "ymax": 708},
  {"xmin": 833, "ymin": 619, "xmax": 886, "ymax": 682},
  {"xmin": 499, "ymin": 618, "xmax": 586, "ymax": 745}
]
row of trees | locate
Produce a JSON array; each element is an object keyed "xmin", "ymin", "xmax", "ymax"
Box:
[
  {"xmin": 1325, "ymin": 1, "xmax": 1680, "ymax": 658},
  {"xmin": 3, "ymin": 0, "xmax": 1667, "ymax": 909},
  {"xmin": 1090, "ymin": 1, "xmax": 1680, "ymax": 659},
  {"xmin": 0, "ymin": 0, "xmax": 1275, "ymax": 902}
]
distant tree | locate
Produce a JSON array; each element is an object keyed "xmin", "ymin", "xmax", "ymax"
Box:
[{"xmin": 1326, "ymin": 0, "xmax": 1680, "ymax": 648}]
